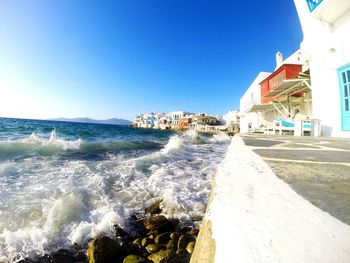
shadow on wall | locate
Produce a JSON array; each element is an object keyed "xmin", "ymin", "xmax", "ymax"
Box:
[{"xmin": 322, "ymin": 125, "xmax": 333, "ymax": 137}]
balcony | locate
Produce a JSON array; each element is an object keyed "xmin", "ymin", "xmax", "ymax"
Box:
[
  {"xmin": 307, "ymin": 0, "xmax": 350, "ymax": 24},
  {"xmin": 261, "ymin": 64, "xmax": 303, "ymax": 104}
]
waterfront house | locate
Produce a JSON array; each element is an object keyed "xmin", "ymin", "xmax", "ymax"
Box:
[
  {"xmin": 152, "ymin": 113, "xmax": 166, "ymax": 129},
  {"xmin": 240, "ymin": 49, "xmax": 313, "ymax": 135},
  {"xmin": 134, "ymin": 111, "xmax": 227, "ymax": 132},
  {"xmin": 147, "ymin": 113, "xmax": 156, "ymax": 128},
  {"xmin": 170, "ymin": 111, "xmax": 193, "ymax": 129},
  {"xmin": 158, "ymin": 117, "xmax": 170, "ymax": 130},
  {"xmin": 140, "ymin": 114, "xmax": 149, "ymax": 128},
  {"xmin": 133, "ymin": 115, "xmax": 142, "ymax": 128},
  {"xmin": 222, "ymin": 110, "xmax": 240, "ymax": 126},
  {"xmin": 293, "ymin": 0, "xmax": 350, "ymax": 137},
  {"xmin": 190, "ymin": 114, "xmax": 221, "ymax": 132},
  {"xmin": 222, "ymin": 110, "xmax": 240, "ymax": 134},
  {"xmin": 240, "ymin": 72, "xmax": 271, "ymax": 133},
  {"xmin": 179, "ymin": 116, "xmax": 192, "ymax": 130}
]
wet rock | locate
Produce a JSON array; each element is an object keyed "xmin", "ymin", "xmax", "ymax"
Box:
[
  {"xmin": 87, "ymin": 236, "xmax": 124, "ymax": 263},
  {"xmin": 123, "ymin": 243, "xmax": 143, "ymax": 256},
  {"xmin": 72, "ymin": 251, "xmax": 88, "ymax": 262},
  {"xmin": 146, "ymin": 243, "xmax": 160, "ymax": 254},
  {"xmin": 147, "ymin": 249, "xmax": 179, "ymax": 263},
  {"xmin": 36, "ymin": 254, "xmax": 53, "ymax": 263},
  {"xmin": 166, "ymin": 232, "xmax": 180, "ymax": 251},
  {"xmin": 147, "ymin": 230, "xmax": 159, "ymax": 236},
  {"xmin": 143, "ymin": 216, "xmax": 170, "ymax": 231},
  {"xmin": 166, "ymin": 239, "xmax": 177, "ymax": 251},
  {"xmin": 148, "ymin": 234, "xmax": 156, "ymax": 239},
  {"xmin": 186, "ymin": 241, "xmax": 195, "ymax": 254},
  {"xmin": 51, "ymin": 249, "xmax": 74, "ymax": 263},
  {"xmin": 114, "ymin": 225, "xmax": 128, "ymax": 237},
  {"xmin": 145, "ymin": 200, "xmax": 162, "ymax": 215},
  {"xmin": 179, "ymin": 227, "xmax": 191, "ymax": 234},
  {"xmin": 176, "ymin": 249, "xmax": 188, "ymax": 257},
  {"xmin": 154, "ymin": 233, "xmax": 170, "ymax": 245},
  {"xmin": 187, "ymin": 228, "xmax": 199, "ymax": 237},
  {"xmin": 133, "ymin": 237, "xmax": 142, "ymax": 246},
  {"xmin": 167, "ymin": 218, "xmax": 180, "ymax": 230},
  {"xmin": 170, "ymin": 232, "xmax": 181, "ymax": 240},
  {"xmin": 190, "ymin": 214, "xmax": 203, "ymax": 222},
  {"xmin": 18, "ymin": 259, "xmax": 35, "ymax": 263},
  {"xmin": 67, "ymin": 244, "xmax": 88, "ymax": 262},
  {"xmin": 141, "ymin": 237, "xmax": 152, "ymax": 247},
  {"xmin": 177, "ymin": 235, "xmax": 188, "ymax": 250},
  {"xmin": 123, "ymin": 255, "xmax": 149, "ymax": 263},
  {"xmin": 128, "ymin": 214, "xmax": 148, "ymax": 236},
  {"xmin": 176, "ymin": 249, "xmax": 190, "ymax": 262}
]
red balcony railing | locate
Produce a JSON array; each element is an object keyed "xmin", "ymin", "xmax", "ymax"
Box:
[{"xmin": 260, "ymin": 64, "xmax": 302, "ymax": 104}]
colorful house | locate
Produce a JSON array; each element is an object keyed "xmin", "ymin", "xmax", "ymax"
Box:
[
  {"xmin": 240, "ymin": 50, "xmax": 313, "ymax": 135},
  {"xmin": 170, "ymin": 111, "xmax": 193, "ymax": 129},
  {"xmin": 179, "ymin": 117, "xmax": 192, "ymax": 130}
]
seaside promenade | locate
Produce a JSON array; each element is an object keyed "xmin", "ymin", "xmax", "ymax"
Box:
[
  {"xmin": 241, "ymin": 134, "xmax": 350, "ymax": 225},
  {"xmin": 191, "ymin": 134, "xmax": 350, "ymax": 263}
]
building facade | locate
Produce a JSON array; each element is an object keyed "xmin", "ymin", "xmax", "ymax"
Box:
[
  {"xmin": 170, "ymin": 111, "xmax": 193, "ymax": 129},
  {"xmin": 294, "ymin": 0, "xmax": 350, "ymax": 137},
  {"xmin": 222, "ymin": 110, "xmax": 240, "ymax": 126},
  {"xmin": 239, "ymin": 50, "xmax": 313, "ymax": 135},
  {"xmin": 240, "ymin": 72, "xmax": 271, "ymax": 133},
  {"xmin": 133, "ymin": 111, "xmax": 223, "ymax": 132}
]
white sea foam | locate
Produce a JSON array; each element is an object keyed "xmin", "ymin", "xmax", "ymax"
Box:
[
  {"xmin": 0, "ymin": 131, "xmax": 229, "ymax": 262},
  {"xmin": 20, "ymin": 130, "xmax": 82, "ymax": 151},
  {"xmin": 43, "ymin": 193, "xmax": 89, "ymax": 236},
  {"xmin": 182, "ymin": 129, "xmax": 199, "ymax": 141},
  {"xmin": 28, "ymin": 133, "xmax": 41, "ymax": 144},
  {"xmin": 160, "ymin": 135, "xmax": 183, "ymax": 155},
  {"xmin": 209, "ymin": 131, "xmax": 231, "ymax": 142},
  {"xmin": 69, "ymin": 209, "xmax": 125, "ymax": 244},
  {"xmin": 1, "ymin": 227, "xmax": 47, "ymax": 262}
]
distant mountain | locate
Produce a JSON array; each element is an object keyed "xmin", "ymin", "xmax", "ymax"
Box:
[{"xmin": 50, "ymin": 117, "xmax": 131, "ymax": 126}]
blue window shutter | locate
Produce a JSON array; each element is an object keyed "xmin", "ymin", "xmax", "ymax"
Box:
[{"xmin": 338, "ymin": 64, "xmax": 350, "ymax": 130}]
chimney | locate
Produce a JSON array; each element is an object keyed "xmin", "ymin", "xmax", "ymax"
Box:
[{"xmin": 276, "ymin": 51, "xmax": 283, "ymax": 68}]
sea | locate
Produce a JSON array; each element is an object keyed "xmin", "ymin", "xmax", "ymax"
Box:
[{"xmin": 0, "ymin": 118, "xmax": 231, "ymax": 262}]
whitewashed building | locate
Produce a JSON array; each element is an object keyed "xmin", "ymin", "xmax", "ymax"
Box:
[
  {"xmin": 222, "ymin": 110, "xmax": 240, "ymax": 126},
  {"xmin": 239, "ymin": 72, "xmax": 271, "ymax": 133},
  {"xmin": 294, "ymin": 0, "xmax": 350, "ymax": 137},
  {"xmin": 170, "ymin": 111, "xmax": 193, "ymax": 129},
  {"xmin": 239, "ymin": 48, "xmax": 314, "ymax": 136}
]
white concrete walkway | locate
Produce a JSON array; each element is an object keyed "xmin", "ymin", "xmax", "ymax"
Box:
[{"xmin": 207, "ymin": 136, "xmax": 350, "ymax": 263}]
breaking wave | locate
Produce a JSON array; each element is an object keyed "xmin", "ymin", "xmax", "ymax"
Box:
[
  {"xmin": 0, "ymin": 131, "xmax": 163, "ymax": 159},
  {"xmin": 0, "ymin": 121, "xmax": 231, "ymax": 262}
]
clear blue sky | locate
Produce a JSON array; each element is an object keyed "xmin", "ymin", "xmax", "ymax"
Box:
[{"xmin": 0, "ymin": 0, "xmax": 302, "ymax": 121}]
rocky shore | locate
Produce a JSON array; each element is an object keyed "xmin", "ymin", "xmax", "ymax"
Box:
[{"xmin": 16, "ymin": 200, "xmax": 198, "ymax": 263}]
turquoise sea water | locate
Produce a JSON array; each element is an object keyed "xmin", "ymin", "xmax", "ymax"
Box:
[{"xmin": 0, "ymin": 118, "xmax": 230, "ymax": 262}]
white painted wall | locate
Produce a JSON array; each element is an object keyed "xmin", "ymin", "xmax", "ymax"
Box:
[
  {"xmin": 275, "ymin": 49, "xmax": 309, "ymax": 71},
  {"xmin": 240, "ymin": 72, "xmax": 271, "ymax": 133},
  {"xmin": 223, "ymin": 110, "xmax": 239, "ymax": 126},
  {"xmin": 294, "ymin": 0, "xmax": 350, "ymax": 137}
]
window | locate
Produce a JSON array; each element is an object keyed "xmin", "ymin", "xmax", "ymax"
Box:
[
  {"xmin": 306, "ymin": 0, "xmax": 323, "ymax": 12},
  {"xmin": 338, "ymin": 64, "xmax": 350, "ymax": 130}
]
